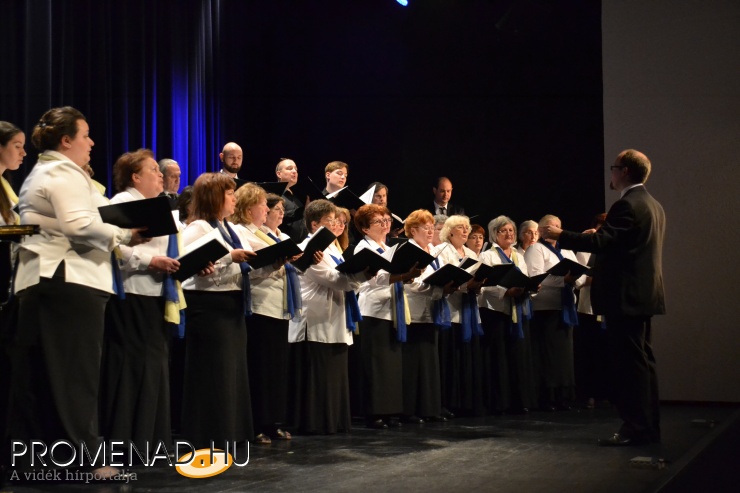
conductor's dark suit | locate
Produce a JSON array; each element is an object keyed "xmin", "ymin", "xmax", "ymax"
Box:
[{"xmin": 558, "ymin": 185, "xmax": 665, "ymax": 441}]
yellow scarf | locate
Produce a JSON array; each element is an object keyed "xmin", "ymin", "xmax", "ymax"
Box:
[{"xmin": 1, "ymin": 176, "xmax": 20, "ymax": 225}]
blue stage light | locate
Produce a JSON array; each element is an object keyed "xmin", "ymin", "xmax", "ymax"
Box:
[{"xmin": 396, "ymin": 0, "xmax": 408, "ymax": 6}]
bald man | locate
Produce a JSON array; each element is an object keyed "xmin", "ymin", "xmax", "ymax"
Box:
[
  {"xmin": 219, "ymin": 142, "xmax": 243, "ymax": 178},
  {"xmin": 542, "ymin": 149, "xmax": 665, "ymax": 447}
]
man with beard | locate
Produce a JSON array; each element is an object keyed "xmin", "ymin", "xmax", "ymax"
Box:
[{"xmin": 219, "ymin": 142, "xmax": 244, "ymax": 179}]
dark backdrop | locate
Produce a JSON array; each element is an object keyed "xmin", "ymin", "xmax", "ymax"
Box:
[{"xmin": 1, "ymin": 0, "xmax": 604, "ymax": 233}]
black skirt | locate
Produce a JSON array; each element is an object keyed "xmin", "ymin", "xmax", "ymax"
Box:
[
  {"xmin": 402, "ymin": 323, "xmax": 441, "ymax": 417},
  {"xmin": 302, "ymin": 341, "xmax": 351, "ymax": 434},
  {"xmin": 530, "ymin": 310, "xmax": 575, "ymax": 404},
  {"xmin": 360, "ymin": 317, "xmax": 403, "ymax": 416},
  {"xmin": 479, "ymin": 308, "xmax": 511, "ymax": 413},
  {"xmin": 100, "ymin": 294, "xmax": 171, "ymax": 448},
  {"xmin": 181, "ymin": 290, "xmax": 254, "ymax": 448},
  {"xmin": 247, "ymin": 313, "xmax": 290, "ymax": 432}
]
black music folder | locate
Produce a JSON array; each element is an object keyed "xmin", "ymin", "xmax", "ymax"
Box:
[
  {"xmin": 335, "ymin": 247, "xmax": 391, "ymax": 275},
  {"xmin": 291, "ymin": 227, "xmax": 337, "ymax": 271},
  {"xmin": 546, "ymin": 258, "xmax": 590, "ymax": 278},
  {"xmin": 247, "ymin": 238, "xmax": 303, "ymax": 270},
  {"xmin": 99, "ymin": 196, "xmax": 177, "ymax": 237},
  {"xmin": 497, "ymin": 270, "xmax": 549, "ymax": 291},
  {"xmin": 474, "ymin": 262, "xmax": 516, "ymax": 286},
  {"xmin": 172, "ymin": 238, "xmax": 229, "ymax": 282},
  {"xmin": 384, "ymin": 241, "xmax": 436, "ymax": 275},
  {"xmin": 422, "ymin": 263, "xmax": 473, "ymax": 288}
]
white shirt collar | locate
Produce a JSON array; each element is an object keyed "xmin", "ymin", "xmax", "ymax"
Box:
[{"xmin": 620, "ymin": 183, "xmax": 644, "ymax": 198}]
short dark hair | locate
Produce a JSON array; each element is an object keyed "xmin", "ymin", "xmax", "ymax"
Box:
[
  {"xmin": 191, "ymin": 172, "xmax": 236, "ymax": 222},
  {"xmin": 369, "ymin": 181, "xmax": 387, "ymax": 193},
  {"xmin": 304, "ymin": 199, "xmax": 336, "ymax": 232},
  {"xmin": 31, "ymin": 106, "xmax": 86, "ymax": 152},
  {"xmin": 113, "ymin": 148, "xmax": 155, "ymax": 192}
]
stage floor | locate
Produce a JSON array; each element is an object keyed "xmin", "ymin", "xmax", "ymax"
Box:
[{"xmin": 4, "ymin": 403, "xmax": 738, "ymax": 493}]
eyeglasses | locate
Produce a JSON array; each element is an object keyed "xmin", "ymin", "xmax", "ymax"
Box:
[
  {"xmin": 610, "ymin": 165, "xmax": 626, "ymax": 170},
  {"xmin": 415, "ymin": 226, "xmax": 434, "ymax": 232},
  {"xmin": 370, "ymin": 218, "xmax": 392, "ymax": 226}
]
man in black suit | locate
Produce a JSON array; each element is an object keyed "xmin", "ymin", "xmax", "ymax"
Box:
[
  {"xmin": 542, "ymin": 149, "xmax": 666, "ymax": 446},
  {"xmin": 428, "ymin": 177, "xmax": 464, "ymax": 217}
]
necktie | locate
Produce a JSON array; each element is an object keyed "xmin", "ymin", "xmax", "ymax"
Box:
[{"xmin": 440, "ymin": 206, "xmax": 447, "ymax": 216}]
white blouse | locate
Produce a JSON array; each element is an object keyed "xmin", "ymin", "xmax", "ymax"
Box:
[
  {"xmin": 233, "ymin": 222, "xmax": 289, "ymax": 320},
  {"xmin": 181, "ymin": 219, "xmax": 250, "ymax": 292},
  {"xmin": 16, "ymin": 151, "xmax": 130, "ymax": 294},
  {"xmin": 111, "ymin": 187, "xmax": 180, "ymax": 297},
  {"xmin": 524, "ymin": 241, "xmax": 584, "ymax": 311},
  {"xmin": 478, "ymin": 244, "xmax": 529, "ymax": 315},
  {"xmin": 435, "ymin": 242, "xmax": 478, "ymax": 324},
  {"xmin": 403, "ymin": 239, "xmax": 444, "ymax": 324},
  {"xmin": 354, "ymin": 236, "xmax": 394, "ymax": 322},
  {"xmin": 288, "ymin": 238, "xmax": 362, "ymax": 344}
]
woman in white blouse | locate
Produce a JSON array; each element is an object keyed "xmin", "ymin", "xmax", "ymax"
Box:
[
  {"xmin": 288, "ymin": 199, "xmax": 365, "ymax": 434},
  {"xmin": 402, "ymin": 210, "xmax": 456, "ymax": 423},
  {"xmin": 478, "ymin": 216, "xmax": 536, "ymax": 415},
  {"xmin": 231, "ymin": 184, "xmax": 296, "ymax": 443},
  {"xmin": 524, "ymin": 214, "xmax": 583, "ymax": 411},
  {"xmin": 180, "ymin": 172, "xmax": 257, "ymax": 448},
  {"xmin": 99, "ymin": 149, "xmax": 181, "ymax": 451},
  {"xmin": 354, "ymin": 204, "xmax": 421, "ymax": 429},
  {"xmin": 436, "ymin": 215, "xmax": 485, "ymax": 417},
  {"xmin": 10, "ymin": 107, "xmax": 144, "ymax": 472}
]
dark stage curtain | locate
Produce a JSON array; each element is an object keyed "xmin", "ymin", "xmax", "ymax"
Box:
[{"xmin": 1, "ymin": 0, "xmax": 222, "ymax": 194}]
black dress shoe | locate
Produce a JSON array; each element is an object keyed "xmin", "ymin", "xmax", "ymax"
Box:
[
  {"xmin": 367, "ymin": 418, "xmax": 388, "ymax": 430},
  {"xmin": 425, "ymin": 415, "xmax": 448, "ymax": 422},
  {"xmin": 598, "ymin": 433, "xmax": 650, "ymax": 447},
  {"xmin": 384, "ymin": 417, "xmax": 403, "ymax": 428},
  {"xmin": 507, "ymin": 407, "xmax": 529, "ymax": 415},
  {"xmin": 441, "ymin": 407, "xmax": 455, "ymax": 419},
  {"xmin": 401, "ymin": 415, "xmax": 425, "ymax": 424},
  {"xmin": 538, "ymin": 405, "xmax": 557, "ymax": 412}
]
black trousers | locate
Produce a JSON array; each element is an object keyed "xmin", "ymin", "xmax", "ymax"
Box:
[
  {"xmin": 10, "ymin": 270, "xmax": 110, "ymax": 466},
  {"xmin": 607, "ymin": 315, "xmax": 660, "ymax": 440}
]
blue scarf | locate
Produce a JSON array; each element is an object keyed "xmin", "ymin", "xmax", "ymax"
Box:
[
  {"xmin": 329, "ymin": 253, "xmax": 363, "ymax": 332},
  {"xmin": 429, "ymin": 257, "xmax": 451, "ymax": 329},
  {"xmin": 111, "ymin": 251, "xmax": 125, "ymax": 299},
  {"xmin": 494, "ymin": 247, "xmax": 528, "ymax": 339},
  {"xmin": 209, "ymin": 219, "xmax": 253, "ymax": 316},
  {"xmin": 539, "ymin": 240, "xmax": 579, "ymax": 327},
  {"xmin": 367, "ymin": 238, "xmax": 408, "ymax": 342},
  {"xmin": 460, "ymin": 291, "xmax": 483, "ymax": 342},
  {"xmin": 266, "ymin": 231, "xmax": 302, "ymax": 320}
]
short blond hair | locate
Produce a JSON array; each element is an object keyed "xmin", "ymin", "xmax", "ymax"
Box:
[{"xmin": 439, "ymin": 215, "xmax": 471, "ymax": 243}]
